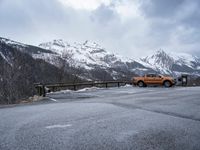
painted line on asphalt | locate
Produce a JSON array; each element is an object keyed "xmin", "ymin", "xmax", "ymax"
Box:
[
  {"xmin": 45, "ymin": 124, "xmax": 72, "ymax": 129},
  {"xmin": 50, "ymin": 98, "xmax": 58, "ymax": 102}
]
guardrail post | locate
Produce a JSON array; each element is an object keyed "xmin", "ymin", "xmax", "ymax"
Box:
[
  {"xmin": 118, "ymin": 82, "xmax": 120, "ymax": 87},
  {"xmin": 73, "ymin": 85, "xmax": 76, "ymax": 91},
  {"xmin": 106, "ymin": 83, "xmax": 108, "ymax": 88},
  {"xmin": 52, "ymin": 87, "xmax": 55, "ymax": 92},
  {"xmin": 42, "ymin": 85, "xmax": 46, "ymax": 97},
  {"xmin": 37, "ymin": 85, "xmax": 43, "ymax": 96},
  {"xmin": 39, "ymin": 86, "xmax": 42, "ymax": 96},
  {"xmin": 36, "ymin": 86, "xmax": 40, "ymax": 96},
  {"xmin": 35, "ymin": 84, "xmax": 46, "ymax": 97}
]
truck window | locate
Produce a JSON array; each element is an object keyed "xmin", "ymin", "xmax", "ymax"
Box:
[{"xmin": 146, "ymin": 74, "xmax": 152, "ymax": 77}]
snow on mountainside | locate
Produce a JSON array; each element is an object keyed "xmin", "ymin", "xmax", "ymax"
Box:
[
  {"xmin": 37, "ymin": 39, "xmax": 200, "ymax": 77},
  {"xmin": 139, "ymin": 50, "xmax": 174, "ymax": 74},
  {"xmin": 37, "ymin": 39, "xmax": 133, "ymax": 70},
  {"xmin": 139, "ymin": 50, "xmax": 200, "ymax": 76},
  {"xmin": 170, "ymin": 52, "xmax": 200, "ymax": 68},
  {"xmin": 0, "ymin": 37, "xmax": 27, "ymax": 48},
  {"xmin": 1, "ymin": 37, "xmax": 200, "ymax": 79}
]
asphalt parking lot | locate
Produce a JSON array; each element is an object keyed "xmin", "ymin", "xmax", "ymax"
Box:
[{"xmin": 0, "ymin": 86, "xmax": 200, "ymax": 150}]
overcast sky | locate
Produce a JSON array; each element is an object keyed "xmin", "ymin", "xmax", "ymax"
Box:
[{"xmin": 0, "ymin": 0, "xmax": 200, "ymax": 58}]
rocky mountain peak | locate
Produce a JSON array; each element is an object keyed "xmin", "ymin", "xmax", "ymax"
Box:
[
  {"xmin": 82, "ymin": 40, "xmax": 103, "ymax": 49},
  {"xmin": 141, "ymin": 50, "xmax": 174, "ymax": 71},
  {"xmin": 39, "ymin": 39, "xmax": 70, "ymax": 50},
  {"xmin": 139, "ymin": 49, "xmax": 200, "ymax": 75},
  {"xmin": 154, "ymin": 49, "xmax": 169, "ymax": 58}
]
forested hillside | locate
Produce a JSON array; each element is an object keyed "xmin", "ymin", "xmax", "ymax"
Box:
[{"xmin": 0, "ymin": 42, "xmax": 77, "ymax": 104}]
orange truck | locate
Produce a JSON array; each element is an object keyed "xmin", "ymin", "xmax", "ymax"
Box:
[{"xmin": 132, "ymin": 74, "xmax": 176, "ymax": 87}]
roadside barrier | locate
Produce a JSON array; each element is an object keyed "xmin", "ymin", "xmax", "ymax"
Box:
[{"xmin": 34, "ymin": 81, "xmax": 132, "ymax": 97}]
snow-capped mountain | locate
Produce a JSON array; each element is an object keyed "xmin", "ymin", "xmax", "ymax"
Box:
[
  {"xmin": 36, "ymin": 39, "xmax": 200, "ymax": 78},
  {"xmin": 35, "ymin": 39, "xmax": 141, "ymax": 80},
  {"xmin": 37, "ymin": 39, "xmax": 200, "ymax": 77},
  {"xmin": 139, "ymin": 50, "xmax": 200, "ymax": 76},
  {"xmin": 37, "ymin": 39, "xmax": 133, "ymax": 70},
  {"xmin": 0, "ymin": 37, "xmax": 135, "ymax": 81},
  {"xmin": 1, "ymin": 37, "xmax": 200, "ymax": 80}
]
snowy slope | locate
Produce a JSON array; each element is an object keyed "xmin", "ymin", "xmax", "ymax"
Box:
[
  {"xmin": 0, "ymin": 37, "xmax": 27, "ymax": 48},
  {"xmin": 170, "ymin": 52, "xmax": 199, "ymax": 68},
  {"xmin": 139, "ymin": 50, "xmax": 174, "ymax": 74},
  {"xmin": 37, "ymin": 39, "xmax": 133, "ymax": 70},
  {"xmin": 1, "ymin": 37, "xmax": 200, "ymax": 79},
  {"xmin": 37, "ymin": 40, "xmax": 200, "ymax": 77},
  {"xmin": 139, "ymin": 50, "xmax": 200, "ymax": 76}
]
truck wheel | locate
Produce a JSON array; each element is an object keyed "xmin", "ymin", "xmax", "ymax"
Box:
[
  {"xmin": 138, "ymin": 81, "xmax": 145, "ymax": 87},
  {"xmin": 164, "ymin": 81, "xmax": 171, "ymax": 87}
]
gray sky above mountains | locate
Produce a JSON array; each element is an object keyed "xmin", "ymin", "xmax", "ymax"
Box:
[{"xmin": 0, "ymin": 0, "xmax": 200, "ymax": 58}]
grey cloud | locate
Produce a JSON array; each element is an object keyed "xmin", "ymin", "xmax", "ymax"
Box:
[
  {"xmin": 0, "ymin": 0, "xmax": 68, "ymax": 27},
  {"xmin": 0, "ymin": 0, "xmax": 71, "ymax": 43},
  {"xmin": 0, "ymin": 0, "xmax": 30, "ymax": 29},
  {"xmin": 140, "ymin": 0, "xmax": 200, "ymax": 28},
  {"xmin": 180, "ymin": 8, "xmax": 200, "ymax": 28},
  {"xmin": 90, "ymin": 4, "xmax": 115, "ymax": 25},
  {"xmin": 137, "ymin": 0, "xmax": 200, "ymax": 55},
  {"xmin": 140, "ymin": 0, "xmax": 185, "ymax": 18},
  {"xmin": 0, "ymin": 0, "xmax": 200, "ymax": 58}
]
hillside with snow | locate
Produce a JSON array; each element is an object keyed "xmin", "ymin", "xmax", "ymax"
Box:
[
  {"xmin": 1, "ymin": 37, "xmax": 200, "ymax": 81},
  {"xmin": 0, "ymin": 38, "xmax": 79, "ymax": 104},
  {"xmin": 37, "ymin": 39, "xmax": 200, "ymax": 77},
  {"xmin": 37, "ymin": 39, "xmax": 134, "ymax": 70},
  {"xmin": 34, "ymin": 39, "xmax": 142, "ymax": 80},
  {"xmin": 139, "ymin": 50, "xmax": 200, "ymax": 76}
]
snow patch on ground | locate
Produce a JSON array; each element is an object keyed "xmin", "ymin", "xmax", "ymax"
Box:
[
  {"xmin": 45, "ymin": 124, "xmax": 72, "ymax": 129},
  {"xmin": 76, "ymin": 87, "xmax": 101, "ymax": 92},
  {"xmin": 48, "ymin": 86, "xmax": 102, "ymax": 94},
  {"xmin": 49, "ymin": 89, "xmax": 72, "ymax": 94}
]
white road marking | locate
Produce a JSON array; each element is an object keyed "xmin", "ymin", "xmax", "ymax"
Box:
[
  {"xmin": 50, "ymin": 98, "xmax": 57, "ymax": 102},
  {"xmin": 45, "ymin": 124, "xmax": 72, "ymax": 129}
]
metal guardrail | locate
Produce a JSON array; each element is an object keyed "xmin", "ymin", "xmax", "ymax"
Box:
[{"xmin": 34, "ymin": 81, "xmax": 132, "ymax": 97}]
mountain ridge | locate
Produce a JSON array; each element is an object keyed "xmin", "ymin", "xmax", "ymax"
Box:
[
  {"xmin": 1, "ymin": 37, "xmax": 200, "ymax": 79},
  {"xmin": 139, "ymin": 49, "xmax": 200, "ymax": 76},
  {"xmin": 37, "ymin": 39, "xmax": 200, "ymax": 77}
]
